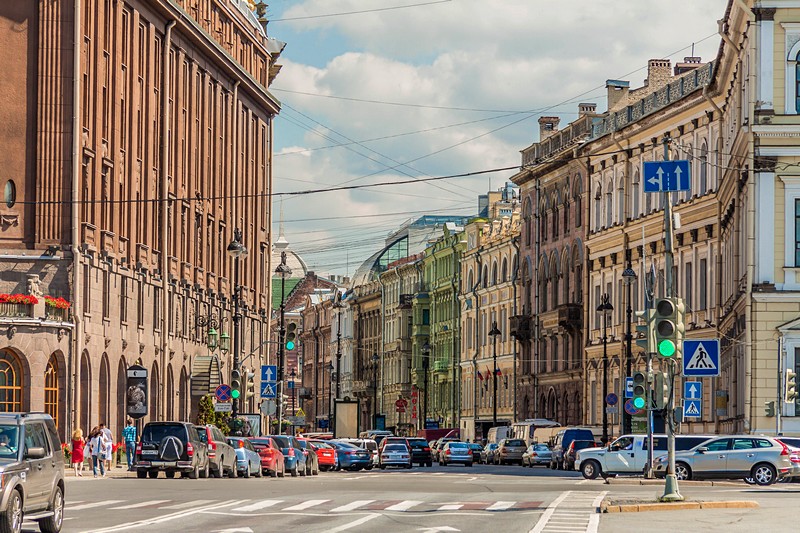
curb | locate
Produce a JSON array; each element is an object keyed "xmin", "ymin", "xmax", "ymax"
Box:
[
  {"xmin": 601, "ymin": 500, "xmax": 759, "ymax": 513},
  {"xmin": 603, "ymin": 478, "xmax": 743, "ymax": 487}
]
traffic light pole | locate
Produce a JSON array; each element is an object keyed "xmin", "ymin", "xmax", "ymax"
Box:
[
  {"xmin": 277, "ymin": 270, "xmax": 286, "ymax": 434},
  {"xmin": 232, "ymin": 257, "xmax": 241, "ymax": 419}
]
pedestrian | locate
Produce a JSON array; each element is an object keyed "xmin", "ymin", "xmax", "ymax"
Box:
[
  {"xmin": 122, "ymin": 418, "xmax": 137, "ymax": 471},
  {"xmin": 89, "ymin": 426, "xmax": 108, "ymax": 478},
  {"xmin": 71, "ymin": 429, "xmax": 86, "ymax": 477},
  {"xmin": 100, "ymin": 423, "xmax": 114, "ymax": 470}
]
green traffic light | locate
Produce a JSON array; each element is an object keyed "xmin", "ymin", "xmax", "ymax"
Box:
[
  {"xmin": 633, "ymin": 397, "xmax": 646, "ymax": 409},
  {"xmin": 658, "ymin": 339, "xmax": 676, "ymax": 357},
  {"xmin": 286, "ymin": 340, "xmax": 295, "ymax": 350},
  {"xmin": 231, "ymin": 389, "xmax": 241, "ymax": 399}
]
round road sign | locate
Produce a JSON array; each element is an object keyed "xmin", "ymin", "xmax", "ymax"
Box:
[{"xmin": 605, "ymin": 393, "xmax": 619, "ymax": 406}]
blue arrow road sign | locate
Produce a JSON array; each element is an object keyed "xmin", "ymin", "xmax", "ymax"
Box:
[
  {"xmin": 261, "ymin": 382, "xmax": 277, "ymax": 399},
  {"xmin": 643, "ymin": 160, "xmax": 691, "ymax": 192},
  {"xmin": 684, "ymin": 399, "xmax": 701, "ymax": 418},
  {"xmin": 684, "ymin": 381, "xmax": 702, "ymax": 401},
  {"xmin": 261, "ymin": 365, "xmax": 277, "ymax": 382},
  {"xmin": 683, "ymin": 339, "xmax": 720, "ymax": 377}
]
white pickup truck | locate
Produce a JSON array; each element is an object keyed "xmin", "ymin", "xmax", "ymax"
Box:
[{"xmin": 575, "ymin": 434, "xmax": 713, "ymax": 479}]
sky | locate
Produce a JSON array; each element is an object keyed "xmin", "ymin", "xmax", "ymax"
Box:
[{"xmin": 263, "ymin": 0, "xmax": 729, "ymax": 278}]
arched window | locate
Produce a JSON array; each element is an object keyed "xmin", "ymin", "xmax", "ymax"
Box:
[
  {"xmin": 501, "ymin": 258, "xmax": 508, "ymax": 283},
  {"xmin": 99, "ymin": 354, "xmax": 109, "ymax": 426},
  {"xmin": 44, "ymin": 354, "xmax": 59, "ymax": 429},
  {"xmin": 150, "ymin": 362, "xmax": 160, "ymax": 420},
  {"xmin": 617, "ymin": 177, "xmax": 624, "ymax": 222},
  {"xmin": 594, "ymin": 185, "xmax": 602, "ymax": 230},
  {"xmin": 539, "ymin": 270, "xmax": 548, "ymax": 311},
  {"xmin": 796, "ymin": 49, "xmax": 800, "ymax": 112},
  {"xmin": 524, "ymin": 199, "xmax": 532, "ymax": 246},
  {"xmin": 0, "ymin": 349, "xmax": 23, "ymax": 412},
  {"xmin": 699, "ymin": 142, "xmax": 708, "ymax": 194},
  {"xmin": 574, "ymin": 177, "xmax": 583, "ymax": 228},
  {"xmin": 553, "ymin": 207, "xmax": 559, "ymax": 238},
  {"xmin": 632, "ymin": 171, "xmax": 640, "ymax": 219},
  {"xmin": 482, "ymin": 265, "xmax": 488, "ymax": 288},
  {"xmin": 4, "ymin": 181, "xmax": 16, "ymax": 208},
  {"xmin": 605, "ymin": 185, "xmax": 613, "ymax": 228},
  {"xmin": 492, "ymin": 261, "xmax": 498, "ymax": 285},
  {"xmin": 467, "ymin": 270, "xmax": 474, "ymax": 291}
]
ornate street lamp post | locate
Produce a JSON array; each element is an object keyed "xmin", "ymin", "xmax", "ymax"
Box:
[
  {"xmin": 372, "ymin": 352, "xmax": 379, "ymax": 429},
  {"xmin": 422, "ymin": 342, "xmax": 430, "ymax": 430},
  {"xmin": 596, "ymin": 293, "xmax": 614, "ymax": 444},
  {"xmin": 226, "ymin": 228, "xmax": 248, "ymax": 418},
  {"xmin": 622, "ymin": 265, "xmax": 637, "ymax": 435},
  {"xmin": 274, "ymin": 251, "xmax": 292, "ymax": 433},
  {"xmin": 488, "ymin": 321, "xmax": 501, "ymax": 427}
]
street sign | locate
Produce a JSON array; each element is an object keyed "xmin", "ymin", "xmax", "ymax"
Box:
[
  {"xmin": 296, "ymin": 408, "xmax": 306, "ymax": 418},
  {"xmin": 287, "ymin": 381, "xmax": 295, "ymax": 390},
  {"xmin": 260, "ymin": 382, "xmax": 277, "ymax": 399},
  {"xmin": 643, "ymin": 160, "xmax": 691, "ymax": 192},
  {"xmin": 625, "ymin": 377, "xmax": 633, "ymax": 399},
  {"xmin": 624, "ymin": 398, "xmax": 643, "ymax": 416},
  {"xmin": 683, "ymin": 339, "xmax": 720, "ymax": 377},
  {"xmin": 606, "ymin": 393, "xmax": 619, "ymax": 406},
  {"xmin": 684, "ymin": 399, "xmax": 701, "ymax": 418},
  {"xmin": 319, "ymin": 419, "xmax": 329, "ymax": 429},
  {"xmin": 605, "ymin": 406, "xmax": 619, "ymax": 414},
  {"xmin": 684, "ymin": 381, "xmax": 702, "ymax": 401},
  {"xmin": 214, "ymin": 402, "xmax": 232, "ymax": 413},
  {"xmin": 288, "ymin": 416, "xmax": 305, "ymax": 425},
  {"xmin": 260, "ymin": 400, "xmax": 276, "ymax": 416},
  {"xmin": 215, "ymin": 384, "xmax": 232, "ymax": 403},
  {"xmin": 261, "ymin": 365, "xmax": 277, "ymax": 382}
]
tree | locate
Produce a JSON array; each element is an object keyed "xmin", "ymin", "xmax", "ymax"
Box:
[{"xmin": 196, "ymin": 394, "xmax": 231, "ymax": 435}]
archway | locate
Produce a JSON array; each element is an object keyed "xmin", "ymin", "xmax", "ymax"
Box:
[
  {"xmin": 179, "ymin": 367, "xmax": 189, "ymax": 421},
  {"xmin": 80, "ymin": 350, "xmax": 91, "ymax": 433},
  {"xmin": 150, "ymin": 361, "xmax": 160, "ymax": 421},
  {"xmin": 99, "ymin": 354, "xmax": 110, "ymax": 426},
  {"xmin": 0, "ymin": 348, "xmax": 24, "ymax": 413}
]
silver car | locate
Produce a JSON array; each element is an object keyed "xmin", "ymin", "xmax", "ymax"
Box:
[
  {"xmin": 379, "ymin": 444, "xmax": 412, "ymax": 469},
  {"xmin": 495, "ymin": 438, "xmax": 527, "ymax": 465},
  {"xmin": 227, "ymin": 437, "xmax": 263, "ymax": 478},
  {"xmin": 654, "ymin": 436, "xmax": 795, "ymax": 485},
  {"xmin": 523, "ymin": 443, "xmax": 552, "ymax": 467},
  {"xmin": 439, "ymin": 442, "xmax": 473, "ymax": 467}
]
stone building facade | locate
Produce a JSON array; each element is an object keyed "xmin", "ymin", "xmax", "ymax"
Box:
[{"xmin": 0, "ymin": 0, "xmax": 284, "ymax": 439}]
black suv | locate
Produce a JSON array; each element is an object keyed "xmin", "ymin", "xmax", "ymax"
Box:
[
  {"xmin": 0, "ymin": 413, "xmax": 65, "ymax": 533},
  {"xmin": 136, "ymin": 422, "xmax": 209, "ymax": 479},
  {"xmin": 405, "ymin": 437, "xmax": 433, "ymax": 467}
]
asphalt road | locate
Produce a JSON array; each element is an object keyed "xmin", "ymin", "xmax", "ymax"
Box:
[{"xmin": 43, "ymin": 464, "xmax": 800, "ymax": 533}]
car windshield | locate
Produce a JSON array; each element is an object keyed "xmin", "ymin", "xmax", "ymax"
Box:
[
  {"xmin": 573, "ymin": 441, "xmax": 595, "ymax": 450},
  {"xmin": 407, "ymin": 440, "xmax": 427, "ymax": 448},
  {"xmin": 448, "ymin": 442, "xmax": 468, "ymax": 449},
  {"xmin": 194, "ymin": 427, "xmax": 208, "ymax": 443},
  {"xmin": 142, "ymin": 424, "xmax": 186, "ymax": 443},
  {"xmin": 311, "ymin": 441, "xmax": 333, "ymax": 449},
  {"xmin": 0, "ymin": 425, "xmax": 19, "ymax": 460},
  {"xmin": 534, "ymin": 444, "xmax": 550, "ymax": 451},
  {"xmin": 385, "ymin": 444, "xmax": 406, "ymax": 451},
  {"xmin": 333, "ymin": 441, "xmax": 359, "ymax": 450},
  {"xmin": 505, "ymin": 439, "xmax": 525, "ymax": 447},
  {"xmin": 271, "ymin": 436, "xmax": 292, "ymax": 448}
]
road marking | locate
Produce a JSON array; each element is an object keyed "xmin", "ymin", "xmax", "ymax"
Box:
[
  {"xmin": 385, "ymin": 500, "xmax": 423, "ymax": 511},
  {"xmin": 84, "ymin": 500, "xmax": 246, "ymax": 532},
  {"xmin": 68, "ymin": 500, "xmax": 125, "ymax": 511},
  {"xmin": 529, "ymin": 492, "xmax": 572, "ymax": 533},
  {"xmin": 321, "ymin": 513, "xmax": 380, "ymax": 533},
  {"xmin": 110, "ymin": 500, "xmax": 171, "ymax": 510},
  {"xmin": 486, "ymin": 501, "xmax": 515, "ymax": 511},
  {"xmin": 283, "ymin": 499, "xmax": 330, "ymax": 511},
  {"xmin": 529, "ymin": 491, "xmax": 605, "ymax": 533},
  {"xmin": 160, "ymin": 500, "xmax": 217, "ymax": 509},
  {"xmin": 437, "ymin": 504, "xmax": 463, "ymax": 511},
  {"xmin": 232, "ymin": 500, "xmax": 283, "ymax": 512},
  {"xmin": 331, "ymin": 500, "xmax": 375, "ymax": 512}
]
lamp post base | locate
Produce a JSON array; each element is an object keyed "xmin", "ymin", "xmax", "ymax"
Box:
[{"xmin": 659, "ymin": 475, "xmax": 684, "ymax": 502}]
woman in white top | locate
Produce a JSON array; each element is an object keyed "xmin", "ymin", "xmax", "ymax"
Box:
[{"xmin": 89, "ymin": 427, "xmax": 109, "ymax": 478}]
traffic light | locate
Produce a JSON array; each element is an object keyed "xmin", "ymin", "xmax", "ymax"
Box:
[
  {"xmin": 653, "ymin": 297, "xmax": 685, "ymax": 360},
  {"xmin": 635, "ymin": 310, "xmax": 655, "ymax": 353},
  {"xmin": 785, "ymin": 369, "xmax": 798, "ymax": 403},
  {"xmin": 285, "ymin": 323, "xmax": 298, "ymax": 351},
  {"xmin": 632, "ymin": 371, "xmax": 647, "ymax": 410},
  {"xmin": 245, "ymin": 369, "xmax": 256, "ymax": 400},
  {"xmin": 653, "ymin": 371, "xmax": 669, "ymax": 409},
  {"xmin": 765, "ymin": 400, "xmax": 776, "ymax": 417},
  {"xmin": 231, "ymin": 368, "xmax": 242, "ymax": 400}
]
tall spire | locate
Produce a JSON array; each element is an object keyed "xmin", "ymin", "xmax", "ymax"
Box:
[
  {"xmin": 279, "ymin": 197, "xmax": 285, "ymax": 238},
  {"xmin": 275, "ymin": 197, "xmax": 289, "ymax": 248}
]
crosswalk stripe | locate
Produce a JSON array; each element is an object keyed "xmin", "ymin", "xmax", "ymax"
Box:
[
  {"xmin": 486, "ymin": 501, "xmax": 515, "ymax": 511},
  {"xmin": 159, "ymin": 499, "xmax": 217, "ymax": 509},
  {"xmin": 330, "ymin": 500, "xmax": 375, "ymax": 512},
  {"xmin": 437, "ymin": 504, "xmax": 463, "ymax": 511},
  {"xmin": 110, "ymin": 500, "xmax": 171, "ymax": 510},
  {"xmin": 283, "ymin": 499, "xmax": 329, "ymax": 511},
  {"xmin": 68, "ymin": 500, "xmax": 125, "ymax": 511},
  {"xmin": 232, "ymin": 500, "xmax": 283, "ymax": 512},
  {"xmin": 384, "ymin": 500, "xmax": 422, "ymax": 512}
]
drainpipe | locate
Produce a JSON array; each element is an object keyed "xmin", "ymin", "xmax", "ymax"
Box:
[
  {"xmin": 159, "ymin": 19, "xmax": 176, "ymax": 421},
  {"xmin": 471, "ymin": 249, "xmax": 482, "ymax": 439},
  {"xmin": 450, "ymin": 237, "xmax": 461, "ymax": 428},
  {"xmin": 533, "ymin": 177, "xmax": 541, "ymax": 417},
  {"xmin": 511, "ymin": 235, "xmax": 520, "ymax": 423},
  {"xmin": 70, "ymin": 0, "xmax": 83, "ymax": 433},
  {"xmin": 378, "ymin": 276, "xmax": 386, "ymax": 427}
]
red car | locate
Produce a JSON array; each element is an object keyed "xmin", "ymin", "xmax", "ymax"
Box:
[
  {"xmin": 248, "ymin": 437, "xmax": 286, "ymax": 478},
  {"xmin": 309, "ymin": 439, "xmax": 337, "ymax": 471}
]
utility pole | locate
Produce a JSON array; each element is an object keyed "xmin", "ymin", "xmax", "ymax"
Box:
[{"xmin": 489, "ymin": 321, "xmax": 501, "ymax": 426}]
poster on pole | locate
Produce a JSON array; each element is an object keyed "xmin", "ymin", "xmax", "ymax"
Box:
[{"xmin": 126, "ymin": 364, "xmax": 148, "ymax": 419}]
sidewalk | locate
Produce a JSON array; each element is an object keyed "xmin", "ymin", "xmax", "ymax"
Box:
[{"xmin": 66, "ymin": 464, "xmax": 138, "ymax": 480}]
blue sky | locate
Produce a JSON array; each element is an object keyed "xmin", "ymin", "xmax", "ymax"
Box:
[{"xmin": 261, "ymin": 0, "xmax": 729, "ymax": 277}]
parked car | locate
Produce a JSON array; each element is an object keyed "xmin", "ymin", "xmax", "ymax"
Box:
[
  {"xmin": 576, "ymin": 434, "xmax": 713, "ymax": 480},
  {"xmin": 379, "ymin": 443, "xmax": 412, "ymax": 469},
  {"xmin": 297, "ymin": 438, "xmax": 320, "ymax": 475},
  {"xmin": 267, "ymin": 435, "xmax": 308, "ymax": 477},
  {"xmin": 359, "ymin": 430, "xmax": 393, "ymax": 446},
  {"xmin": 564, "ymin": 440, "xmax": 598, "ymax": 471},
  {"xmin": 308, "ymin": 440, "xmax": 337, "ymax": 471},
  {"xmin": 550, "ymin": 428, "xmax": 596, "ymax": 469},
  {"xmin": 248, "ymin": 437, "xmax": 286, "ymax": 477},
  {"xmin": 340, "ymin": 438, "xmax": 378, "ymax": 468},
  {"xmin": 431, "ymin": 438, "xmax": 458, "ymax": 462},
  {"xmin": 480, "ymin": 443, "xmax": 498, "ymax": 464},
  {"xmin": 405, "ymin": 437, "xmax": 433, "ymax": 467},
  {"xmin": 523, "ymin": 443, "xmax": 552, "ymax": 467},
  {"xmin": 468, "ymin": 443, "xmax": 484, "ymax": 462},
  {"xmin": 330, "ymin": 440, "xmax": 373, "ymax": 471},
  {"xmin": 227, "ymin": 437, "xmax": 263, "ymax": 478},
  {"xmin": 439, "ymin": 441, "xmax": 473, "ymax": 467},
  {"xmin": 136, "ymin": 421, "xmax": 209, "ymax": 479},
  {"xmin": 494, "ymin": 439, "xmax": 527, "ymax": 465},
  {"xmin": 195, "ymin": 424, "xmax": 237, "ymax": 478},
  {"xmin": 0, "ymin": 412, "xmax": 64, "ymax": 533},
  {"xmin": 654, "ymin": 436, "xmax": 797, "ymax": 485}
]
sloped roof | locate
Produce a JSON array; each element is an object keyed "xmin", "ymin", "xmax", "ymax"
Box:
[{"xmin": 271, "ymin": 278, "xmax": 302, "ymax": 309}]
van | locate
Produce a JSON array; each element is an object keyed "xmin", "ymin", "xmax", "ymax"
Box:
[
  {"xmin": 487, "ymin": 426, "xmax": 511, "ymax": 444},
  {"xmin": 532, "ymin": 426, "xmax": 565, "ymax": 447},
  {"xmin": 575, "ymin": 433, "xmax": 714, "ymax": 479},
  {"xmin": 359, "ymin": 430, "xmax": 393, "ymax": 446},
  {"xmin": 511, "ymin": 419, "xmax": 561, "ymax": 447},
  {"xmin": 550, "ymin": 428, "xmax": 595, "ymax": 469}
]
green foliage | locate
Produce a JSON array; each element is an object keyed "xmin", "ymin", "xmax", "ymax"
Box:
[{"xmin": 196, "ymin": 394, "xmax": 231, "ymax": 435}]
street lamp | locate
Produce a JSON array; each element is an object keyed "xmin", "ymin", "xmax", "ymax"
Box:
[
  {"xmin": 332, "ymin": 292, "xmax": 344, "ymax": 435},
  {"xmin": 622, "ymin": 265, "xmax": 637, "ymax": 435},
  {"xmin": 274, "ymin": 251, "xmax": 292, "ymax": 430},
  {"xmin": 596, "ymin": 293, "xmax": 614, "ymax": 444},
  {"xmin": 372, "ymin": 352, "xmax": 379, "ymax": 429},
  {"xmin": 422, "ymin": 342, "xmax": 430, "ymax": 430},
  {"xmin": 488, "ymin": 321, "xmax": 501, "ymax": 427},
  {"xmin": 326, "ymin": 361, "xmax": 334, "ymax": 431},
  {"xmin": 227, "ymin": 228, "xmax": 248, "ymax": 418}
]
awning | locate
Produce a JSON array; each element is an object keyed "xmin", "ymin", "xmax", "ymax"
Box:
[{"xmin": 191, "ymin": 355, "xmax": 222, "ymax": 396}]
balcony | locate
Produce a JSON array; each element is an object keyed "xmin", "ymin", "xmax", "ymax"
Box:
[
  {"xmin": 45, "ymin": 307, "xmax": 70, "ymax": 322},
  {"xmin": 510, "ymin": 315, "xmax": 531, "ymax": 341},
  {"xmin": 0, "ymin": 303, "xmax": 33, "ymax": 318},
  {"xmin": 433, "ymin": 359, "xmax": 449, "ymax": 372},
  {"xmin": 541, "ymin": 304, "xmax": 582, "ymax": 332}
]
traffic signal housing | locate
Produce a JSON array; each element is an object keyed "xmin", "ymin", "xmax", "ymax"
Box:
[
  {"xmin": 632, "ymin": 371, "xmax": 647, "ymax": 411},
  {"xmin": 653, "ymin": 371, "xmax": 669, "ymax": 409},
  {"xmin": 231, "ymin": 369, "xmax": 242, "ymax": 400},
  {"xmin": 635, "ymin": 309, "xmax": 655, "ymax": 353},
  {"xmin": 285, "ymin": 323, "xmax": 298, "ymax": 351},
  {"xmin": 245, "ymin": 369, "xmax": 256, "ymax": 400},
  {"xmin": 653, "ymin": 297, "xmax": 685, "ymax": 360},
  {"xmin": 785, "ymin": 369, "xmax": 798, "ymax": 403},
  {"xmin": 765, "ymin": 400, "xmax": 776, "ymax": 417}
]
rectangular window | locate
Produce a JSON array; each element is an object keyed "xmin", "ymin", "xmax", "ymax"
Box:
[
  {"xmin": 120, "ymin": 276, "xmax": 128, "ymax": 323},
  {"xmin": 795, "ymin": 199, "xmax": 800, "ymax": 265},
  {"xmin": 685, "ymin": 262, "xmax": 693, "ymax": 310},
  {"xmin": 102, "ymin": 270, "xmax": 110, "ymax": 319},
  {"xmin": 422, "ymin": 309, "xmax": 429, "ymax": 325},
  {"xmin": 83, "ymin": 265, "xmax": 91, "ymax": 315},
  {"xmin": 137, "ymin": 283, "xmax": 145, "ymax": 327}
]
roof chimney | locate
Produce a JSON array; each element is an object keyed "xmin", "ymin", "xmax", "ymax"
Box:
[
  {"xmin": 645, "ymin": 59, "xmax": 672, "ymax": 90},
  {"xmin": 538, "ymin": 116, "xmax": 560, "ymax": 140},
  {"xmin": 578, "ymin": 103, "xmax": 597, "ymax": 116},
  {"xmin": 606, "ymin": 80, "xmax": 630, "ymax": 112},
  {"xmin": 674, "ymin": 56, "xmax": 702, "ymax": 75}
]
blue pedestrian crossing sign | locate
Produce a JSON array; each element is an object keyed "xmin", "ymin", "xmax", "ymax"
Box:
[
  {"xmin": 683, "ymin": 339, "xmax": 720, "ymax": 377},
  {"xmin": 643, "ymin": 160, "xmax": 691, "ymax": 192},
  {"xmin": 261, "ymin": 382, "xmax": 277, "ymax": 399},
  {"xmin": 684, "ymin": 399, "xmax": 701, "ymax": 418}
]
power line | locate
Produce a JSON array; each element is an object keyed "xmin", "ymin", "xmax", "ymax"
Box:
[{"xmin": 270, "ymin": 0, "xmax": 452, "ymax": 22}]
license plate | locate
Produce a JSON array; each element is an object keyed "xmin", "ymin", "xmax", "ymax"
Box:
[
  {"xmin": 152, "ymin": 461, "xmax": 177, "ymax": 467},
  {"xmin": 141, "ymin": 450, "xmax": 157, "ymax": 455}
]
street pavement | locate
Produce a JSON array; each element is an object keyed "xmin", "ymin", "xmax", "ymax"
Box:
[{"xmin": 47, "ymin": 464, "xmax": 800, "ymax": 533}]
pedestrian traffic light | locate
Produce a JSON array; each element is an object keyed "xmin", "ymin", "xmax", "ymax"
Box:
[
  {"xmin": 231, "ymin": 369, "xmax": 242, "ymax": 400},
  {"xmin": 245, "ymin": 370, "xmax": 256, "ymax": 400},
  {"xmin": 785, "ymin": 369, "xmax": 798, "ymax": 403},
  {"xmin": 635, "ymin": 309, "xmax": 655, "ymax": 352},
  {"xmin": 653, "ymin": 371, "xmax": 669, "ymax": 410},
  {"xmin": 765, "ymin": 400, "xmax": 776, "ymax": 417},
  {"xmin": 285, "ymin": 323, "xmax": 297, "ymax": 351},
  {"xmin": 653, "ymin": 297, "xmax": 685, "ymax": 359},
  {"xmin": 632, "ymin": 371, "xmax": 647, "ymax": 410}
]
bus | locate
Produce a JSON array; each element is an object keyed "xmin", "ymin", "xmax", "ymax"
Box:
[{"xmin": 511, "ymin": 419, "xmax": 561, "ymax": 447}]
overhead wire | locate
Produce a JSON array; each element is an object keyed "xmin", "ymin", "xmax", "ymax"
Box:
[{"xmin": 270, "ymin": 0, "xmax": 453, "ymax": 22}]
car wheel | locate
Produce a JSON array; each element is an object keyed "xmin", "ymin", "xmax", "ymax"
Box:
[
  {"xmin": 0, "ymin": 489, "xmax": 23, "ymax": 533},
  {"xmin": 256, "ymin": 464, "xmax": 263, "ymax": 478},
  {"xmin": 165, "ymin": 470, "xmax": 176, "ymax": 479},
  {"xmin": 278, "ymin": 466, "xmax": 285, "ymax": 478},
  {"xmin": 148, "ymin": 470, "xmax": 159, "ymax": 479},
  {"xmin": 38, "ymin": 485, "xmax": 64, "ymax": 533},
  {"xmin": 291, "ymin": 467, "xmax": 298, "ymax": 477},
  {"xmin": 752, "ymin": 463, "xmax": 777, "ymax": 486},
  {"xmin": 406, "ymin": 463, "xmax": 412, "ymax": 469},
  {"xmin": 188, "ymin": 464, "xmax": 199, "ymax": 479},
  {"xmin": 467, "ymin": 462, "xmax": 473, "ymax": 467},
  {"xmin": 674, "ymin": 462, "xmax": 692, "ymax": 481},
  {"xmin": 581, "ymin": 460, "xmax": 600, "ymax": 480},
  {"xmin": 137, "ymin": 470, "xmax": 147, "ymax": 479},
  {"xmin": 201, "ymin": 462, "xmax": 210, "ymax": 479},
  {"xmin": 243, "ymin": 464, "xmax": 250, "ymax": 479},
  {"xmin": 229, "ymin": 465, "xmax": 238, "ymax": 478},
  {"xmin": 427, "ymin": 461, "xmax": 432, "ymax": 467}
]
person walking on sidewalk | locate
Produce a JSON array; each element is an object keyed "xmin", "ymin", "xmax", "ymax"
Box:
[
  {"xmin": 100, "ymin": 423, "xmax": 114, "ymax": 470},
  {"xmin": 122, "ymin": 418, "xmax": 137, "ymax": 471},
  {"xmin": 89, "ymin": 427, "xmax": 108, "ymax": 478},
  {"xmin": 71, "ymin": 429, "xmax": 86, "ymax": 477}
]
